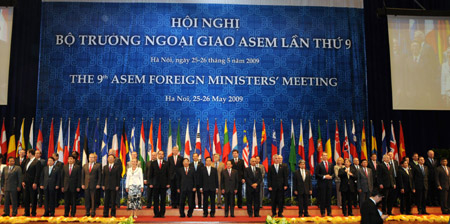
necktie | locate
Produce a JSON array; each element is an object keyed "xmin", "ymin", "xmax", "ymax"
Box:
[
  {"xmin": 174, "ymin": 156, "xmax": 177, "ymax": 165},
  {"xmin": 386, "ymin": 163, "xmax": 390, "ymax": 170},
  {"xmin": 445, "ymin": 166, "xmax": 449, "ymax": 176},
  {"xmin": 49, "ymin": 166, "xmax": 52, "ymax": 176},
  {"xmin": 405, "ymin": 168, "xmax": 409, "ymax": 175},
  {"xmin": 159, "ymin": 160, "xmax": 162, "ymax": 169},
  {"xmin": 194, "ymin": 162, "xmax": 197, "ymax": 171},
  {"xmin": 252, "ymin": 167, "xmax": 255, "ymax": 175},
  {"xmin": 325, "ymin": 162, "xmax": 328, "ymax": 173},
  {"xmin": 365, "ymin": 168, "xmax": 368, "ymax": 177},
  {"xmin": 185, "ymin": 167, "xmax": 188, "ymax": 175},
  {"xmin": 9, "ymin": 166, "xmax": 12, "ymax": 172},
  {"xmin": 302, "ymin": 169, "xmax": 305, "ymax": 181},
  {"xmin": 228, "ymin": 169, "xmax": 231, "ymax": 176},
  {"xmin": 109, "ymin": 165, "xmax": 112, "ymax": 172},
  {"xmin": 391, "ymin": 161, "xmax": 397, "ymax": 176},
  {"xmin": 208, "ymin": 167, "xmax": 210, "ymax": 176},
  {"xmin": 421, "ymin": 165, "xmax": 424, "ymax": 175},
  {"xmin": 89, "ymin": 164, "xmax": 92, "ymax": 172},
  {"xmin": 276, "ymin": 165, "xmax": 278, "ymax": 173},
  {"xmin": 69, "ymin": 165, "xmax": 72, "ymax": 175},
  {"xmin": 373, "ymin": 161, "xmax": 377, "ymax": 170}
]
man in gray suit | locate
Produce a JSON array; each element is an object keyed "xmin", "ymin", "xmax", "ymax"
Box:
[
  {"xmin": 81, "ymin": 153, "xmax": 102, "ymax": 217},
  {"xmin": 357, "ymin": 159, "xmax": 373, "ymax": 207},
  {"xmin": 212, "ymin": 153, "xmax": 225, "ymax": 209},
  {"xmin": 1, "ymin": 157, "xmax": 22, "ymax": 217},
  {"xmin": 255, "ymin": 156, "xmax": 265, "ymax": 208}
]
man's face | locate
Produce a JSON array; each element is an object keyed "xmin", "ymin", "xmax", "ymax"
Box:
[
  {"xmin": 255, "ymin": 156, "xmax": 260, "ymax": 164},
  {"xmin": 35, "ymin": 151, "xmax": 42, "ymax": 159},
  {"xmin": 428, "ymin": 151, "xmax": 434, "ymax": 158},
  {"xmin": 233, "ymin": 151, "xmax": 238, "ymax": 158},
  {"xmin": 250, "ymin": 158, "xmax": 256, "ymax": 166},
  {"xmin": 419, "ymin": 157, "xmax": 425, "ymax": 165},
  {"xmin": 388, "ymin": 152, "xmax": 394, "ymax": 160},
  {"xmin": 322, "ymin": 153, "xmax": 328, "ymax": 162},
  {"xmin": 20, "ymin": 150, "xmax": 25, "ymax": 158},
  {"xmin": 278, "ymin": 156, "xmax": 283, "ymax": 164},
  {"xmin": 132, "ymin": 152, "xmax": 138, "ymax": 159},
  {"xmin": 8, "ymin": 158, "xmax": 15, "ymax": 166},
  {"xmin": 183, "ymin": 159, "xmax": 189, "ymax": 167},
  {"xmin": 68, "ymin": 157, "xmax": 75, "ymax": 164},
  {"xmin": 345, "ymin": 159, "xmax": 351, "ymax": 167},
  {"xmin": 353, "ymin": 158, "xmax": 359, "ymax": 165},
  {"xmin": 172, "ymin": 148, "xmax": 179, "ymax": 156},
  {"xmin": 89, "ymin": 155, "xmax": 95, "ymax": 163},
  {"xmin": 48, "ymin": 159, "xmax": 55, "ymax": 166},
  {"xmin": 193, "ymin": 154, "xmax": 199, "ymax": 161},
  {"xmin": 442, "ymin": 160, "xmax": 448, "ymax": 167},
  {"xmin": 383, "ymin": 155, "xmax": 390, "ymax": 163},
  {"xmin": 158, "ymin": 151, "xmax": 164, "ymax": 160},
  {"xmin": 361, "ymin": 160, "xmax": 368, "ymax": 167},
  {"xmin": 226, "ymin": 161, "xmax": 232, "ymax": 169},
  {"xmin": 108, "ymin": 155, "xmax": 115, "ymax": 163},
  {"xmin": 371, "ymin": 154, "xmax": 377, "ymax": 161},
  {"xmin": 205, "ymin": 158, "xmax": 211, "ymax": 166},
  {"xmin": 214, "ymin": 155, "xmax": 220, "ymax": 162},
  {"xmin": 413, "ymin": 154, "xmax": 419, "ymax": 161},
  {"xmin": 402, "ymin": 162, "xmax": 408, "ymax": 168},
  {"xmin": 299, "ymin": 162, "xmax": 305, "ymax": 169},
  {"xmin": 151, "ymin": 152, "xmax": 157, "ymax": 161}
]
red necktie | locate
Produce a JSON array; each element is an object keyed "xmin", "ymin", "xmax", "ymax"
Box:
[
  {"xmin": 365, "ymin": 168, "xmax": 368, "ymax": 177},
  {"xmin": 325, "ymin": 162, "xmax": 328, "ymax": 173},
  {"xmin": 69, "ymin": 166, "xmax": 72, "ymax": 175},
  {"xmin": 109, "ymin": 165, "xmax": 112, "ymax": 172},
  {"xmin": 159, "ymin": 160, "xmax": 162, "ymax": 169},
  {"xmin": 89, "ymin": 164, "xmax": 92, "ymax": 172},
  {"xmin": 185, "ymin": 168, "xmax": 188, "ymax": 175},
  {"xmin": 387, "ymin": 163, "xmax": 390, "ymax": 170}
]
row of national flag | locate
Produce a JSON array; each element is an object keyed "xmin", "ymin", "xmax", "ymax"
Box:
[{"xmin": 0, "ymin": 118, "xmax": 407, "ymax": 175}]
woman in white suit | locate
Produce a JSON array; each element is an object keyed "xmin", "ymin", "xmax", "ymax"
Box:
[{"xmin": 125, "ymin": 158, "xmax": 143, "ymax": 218}]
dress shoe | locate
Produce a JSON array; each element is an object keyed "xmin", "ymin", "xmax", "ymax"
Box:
[
  {"xmin": 254, "ymin": 215, "xmax": 261, "ymax": 217},
  {"xmin": 304, "ymin": 214, "xmax": 311, "ymax": 217},
  {"xmin": 238, "ymin": 206, "xmax": 242, "ymax": 209},
  {"xmin": 211, "ymin": 214, "xmax": 215, "ymax": 217},
  {"xmin": 321, "ymin": 214, "xmax": 326, "ymax": 217},
  {"xmin": 278, "ymin": 215, "xmax": 284, "ymax": 217},
  {"xmin": 349, "ymin": 213, "xmax": 354, "ymax": 216},
  {"xmin": 43, "ymin": 213, "xmax": 49, "ymax": 217},
  {"xmin": 423, "ymin": 212, "xmax": 430, "ymax": 215},
  {"xmin": 153, "ymin": 216, "xmax": 159, "ymax": 218},
  {"xmin": 180, "ymin": 214, "xmax": 185, "ymax": 218},
  {"xmin": 231, "ymin": 215, "xmax": 235, "ymax": 217},
  {"xmin": 248, "ymin": 214, "xmax": 253, "ymax": 217},
  {"xmin": 203, "ymin": 214, "xmax": 207, "ymax": 217},
  {"xmin": 1, "ymin": 214, "xmax": 9, "ymax": 217},
  {"xmin": 85, "ymin": 213, "xmax": 90, "ymax": 217},
  {"xmin": 160, "ymin": 215, "xmax": 165, "ymax": 218},
  {"xmin": 64, "ymin": 214, "xmax": 69, "ymax": 217},
  {"xmin": 217, "ymin": 206, "xmax": 222, "ymax": 209},
  {"xmin": 225, "ymin": 214, "xmax": 228, "ymax": 217},
  {"xmin": 103, "ymin": 215, "xmax": 108, "ymax": 218}
]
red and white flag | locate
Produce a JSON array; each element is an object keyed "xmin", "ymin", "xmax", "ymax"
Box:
[
  {"xmin": 56, "ymin": 118, "xmax": 64, "ymax": 162},
  {"xmin": 279, "ymin": 120, "xmax": 284, "ymax": 155},
  {"xmin": 72, "ymin": 119, "xmax": 80, "ymax": 153},
  {"xmin": 213, "ymin": 120, "xmax": 221, "ymax": 156},
  {"xmin": 334, "ymin": 121, "xmax": 341, "ymax": 163},
  {"xmin": 157, "ymin": 119, "xmax": 162, "ymax": 152},
  {"xmin": 251, "ymin": 120, "xmax": 258, "ymax": 158},
  {"xmin": 390, "ymin": 121, "xmax": 398, "ymax": 161},
  {"xmin": 307, "ymin": 120, "xmax": 315, "ymax": 175},
  {"xmin": 184, "ymin": 120, "xmax": 191, "ymax": 159},
  {"xmin": 1, "ymin": 118, "xmax": 7, "ymax": 155},
  {"xmin": 195, "ymin": 120, "xmax": 201, "ymax": 160},
  {"xmin": 343, "ymin": 120, "xmax": 350, "ymax": 159}
]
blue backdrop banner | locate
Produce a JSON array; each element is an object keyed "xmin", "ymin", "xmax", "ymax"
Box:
[{"xmin": 37, "ymin": 0, "xmax": 367, "ymax": 164}]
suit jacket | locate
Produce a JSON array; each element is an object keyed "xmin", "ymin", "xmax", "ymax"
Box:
[
  {"xmin": 436, "ymin": 165, "xmax": 450, "ymax": 190},
  {"xmin": 168, "ymin": 155, "xmax": 183, "ymax": 181},
  {"xmin": 177, "ymin": 166, "xmax": 196, "ymax": 191},
  {"xmin": 102, "ymin": 163, "xmax": 121, "ymax": 190},
  {"xmin": 212, "ymin": 161, "xmax": 225, "ymax": 189},
  {"xmin": 377, "ymin": 162, "xmax": 395, "ymax": 188},
  {"xmin": 23, "ymin": 158, "xmax": 43, "ymax": 185},
  {"xmin": 15, "ymin": 157, "xmax": 27, "ymax": 172},
  {"xmin": 339, "ymin": 166, "xmax": 357, "ymax": 193},
  {"xmin": 315, "ymin": 161, "xmax": 335, "ymax": 188},
  {"xmin": 267, "ymin": 164, "xmax": 288, "ymax": 190},
  {"xmin": 390, "ymin": 160, "xmax": 399, "ymax": 178},
  {"xmin": 1, "ymin": 165, "xmax": 22, "ymax": 191},
  {"xmin": 62, "ymin": 164, "xmax": 81, "ymax": 192},
  {"xmin": 149, "ymin": 159, "xmax": 169, "ymax": 188},
  {"xmin": 55, "ymin": 161, "xmax": 64, "ymax": 170},
  {"xmin": 200, "ymin": 166, "xmax": 218, "ymax": 191},
  {"xmin": 189, "ymin": 161, "xmax": 204, "ymax": 186},
  {"xmin": 412, "ymin": 164, "xmax": 428, "ymax": 191},
  {"xmin": 398, "ymin": 167, "xmax": 414, "ymax": 192},
  {"xmin": 221, "ymin": 169, "xmax": 238, "ymax": 193},
  {"xmin": 357, "ymin": 167, "xmax": 373, "ymax": 193},
  {"xmin": 425, "ymin": 158, "xmax": 438, "ymax": 185},
  {"xmin": 244, "ymin": 166, "xmax": 262, "ymax": 193},
  {"xmin": 293, "ymin": 169, "xmax": 312, "ymax": 195},
  {"xmin": 81, "ymin": 163, "xmax": 102, "ymax": 189},
  {"xmin": 360, "ymin": 199, "xmax": 383, "ymax": 224},
  {"xmin": 40, "ymin": 165, "xmax": 60, "ymax": 190},
  {"xmin": 230, "ymin": 158, "xmax": 245, "ymax": 180},
  {"xmin": 368, "ymin": 160, "xmax": 380, "ymax": 184},
  {"xmin": 145, "ymin": 160, "xmax": 154, "ymax": 184}
]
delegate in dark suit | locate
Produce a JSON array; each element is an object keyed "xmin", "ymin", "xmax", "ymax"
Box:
[
  {"xmin": 377, "ymin": 161, "xmax": 396, "ymax": 215},
  {"xmin": 177, "ymin": 166, "xmax": 196, "ymax": 217},
  {"xmin": 15, "ymin": 156, "xmax": 27, "ymax": 207},
  {"xmin": 102, "ymin": 163, "xmax": 121, "ymax": 217},
  {"xmin": 339, "ymin": 166, "xmax": 357, "ymax": 216},
  {"xmin": 230, "ymin": 158, "xmax": 245, "ymax": 208},
  {"xmin": 145, "ymin": 160, "xmax": 154, "ymax": 208},
  {"xmin": 168, "ymin": 155, "xmax": 182, "ymax": 208},
  {"xmin": 368, "ymin": 159, "xmax": 380, "ymax": 190},
  {"xmin": 268, "ymin": 163, "xmax": 288, "ymax": 217},
  {"xmin": 40, "ymin": 164, "xmax": 60, "ymax": 216},
  {"xmin": 149, "ymin": 159, "xmax": 170, "ymax": 217},
  {"xmin": 360, "ymin": 198, "xmax": 383, "ymax": 224},
  {"xmin": 398, "ymin": 166, "xmax": 414, "ymax": 214},
  {"xmin": 244, "ymin": 165, "xmax": 262, "ymax": 217},
  {"xmin": 200, "ymin": 165, "xmax": 218, "ymax": 217},
  {"xmin": 36, "ymin": 158, "xmax": 46, "ymax": 207},
  {"xmin": 22, "ymin": 156, "xmax": 43, "ymax": 216},
  {"xmin": 2, "ymin": 164, "xmax": 22, "ymax": 216},
  {"xmin": 315, "ymin": 161, "xmax": 335, "ymax": 216},
  {"xmin": 293, "ymin": 169, "xmax": 312, "ymax": 217},
  {"xmin": 62, "ymin": 163, "xmax": 81, "ymax": 217},
  {"xmin": 81, "ymin": 162, "xmax": 102, "ymax": 216},
  {"xmin": 357, "ymin": 167, "xmax": 373, "ymax": 206},
  {"xmin": 435, "ymin": 165, "xmax": 450, "ymax": 214},
  {"xmin": 189, "ymin": 161, "xmax": 204, "ymax": 208},
  {"xmin": 425, "ymin": 157, "xmax": 438, "ymax": 206},
  {"xmin": 221, "ymin": 168, "xmax": 238, "ymax": 217},
  {"xmin": 412, "ymin": 163, "xmax": 428, "ymax": 214}
]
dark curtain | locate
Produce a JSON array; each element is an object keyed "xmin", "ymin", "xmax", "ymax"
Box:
[{"xmin": 1, "ymin": 0, "xmax": 450, "ymax": 158}]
